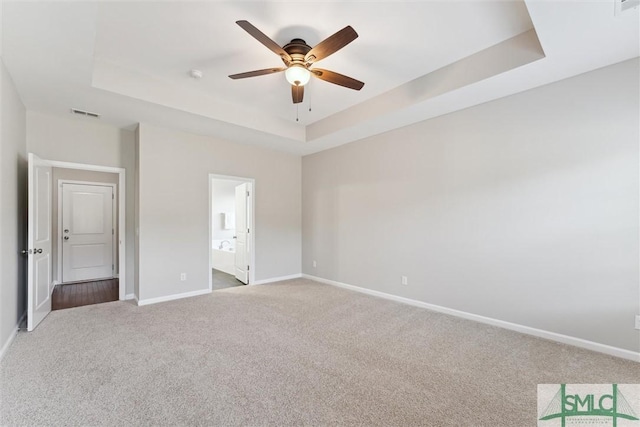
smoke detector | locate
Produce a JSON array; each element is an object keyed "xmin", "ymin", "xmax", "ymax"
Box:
[{"xmin": 190, "ymin": 69, "xmax": 203, "ymax": 79}]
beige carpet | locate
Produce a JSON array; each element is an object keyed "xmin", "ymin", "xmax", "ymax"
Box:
[{"xmin": 1, "ymin": 279, "xmax": 637, "ymax": 426}]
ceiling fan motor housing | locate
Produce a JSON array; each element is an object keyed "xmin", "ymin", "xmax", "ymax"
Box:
[{"xmin": 283, "ymin": 39, "xmax": 312, "ymax": 65}]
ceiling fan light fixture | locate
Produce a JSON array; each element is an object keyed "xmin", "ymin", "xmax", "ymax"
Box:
[{"xmin": 285, "ymin": 65, "xmax": 311, "ymax": 86}]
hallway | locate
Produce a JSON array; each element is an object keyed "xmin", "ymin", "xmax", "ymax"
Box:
[{"xmin": 51, "ymin": 279, "xmax": 119, "ymax": 310}]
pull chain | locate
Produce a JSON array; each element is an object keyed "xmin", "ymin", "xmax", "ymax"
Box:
[{"xmin": 296, "ymin": 104, "xmax": 299, "ymax": 122}]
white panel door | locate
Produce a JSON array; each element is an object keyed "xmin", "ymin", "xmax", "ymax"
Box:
[
  {"xmin": 62, "ymin": 184, "xmax": 114, "ymax": 283},
  {"xmin": 234, "ymin": 183, "xmax": 250, "ymax": 284},
  {"xmin": 27, "ymin": 153, "xmax": 53, "ymax": 331}
]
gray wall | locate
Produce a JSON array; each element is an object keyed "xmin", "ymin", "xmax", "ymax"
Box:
[
  {"xmin": 0, "ymin": 58, "xmax": 27, "ymax": 352},
  {"xmin": 134, "ymin": 126, "xmax": 140, "ymax": 298},
  {"xmin": 51, "ymin": 168, "xmax": 119, "ymax": 282},
  {"xmin": 26, "ymin": 111, "xmax": 136, "ymax": 296},
  {"xmin": 302, "ymin": 58, "xmax": 640, "ymax": 352},
  {"xmin": 137, "ymin": 123, "xmax": 301, "ymax": 301}
]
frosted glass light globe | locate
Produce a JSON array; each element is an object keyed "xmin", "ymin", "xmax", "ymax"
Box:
[{"xmin": 285, "ymin": 65, "xmax": 311, "ymax": 86}]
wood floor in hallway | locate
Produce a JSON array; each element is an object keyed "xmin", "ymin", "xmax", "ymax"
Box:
[{"xmin": 52, "ymin": 279, "xmax": 118, "ymax": 310}]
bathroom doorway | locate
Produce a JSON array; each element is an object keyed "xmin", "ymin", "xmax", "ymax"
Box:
[{"xmin": 209, "ymin": 174, "xmax": 255, "ymax": 291}]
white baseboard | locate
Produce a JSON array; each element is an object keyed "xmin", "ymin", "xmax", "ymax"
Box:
[
  {"xmin": 302, "ymin": 274, "xmax": 640, "ymax": 363},
  {"xmin": 124, "ymin": 293, "xmax": 135, "ymax": 301},
  {"xmin": 0, "ymin": 311, "xmax": 26, "ymax": 361},
  {"xmin": 136, "ymin": 288, "xmax": 211, "ymax": 306},
  {"xmin": 252, "ymin": 273, "xmax": 302, "ymax": 285}
]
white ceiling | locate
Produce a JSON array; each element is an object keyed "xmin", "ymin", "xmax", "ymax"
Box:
[{"xmin": 2, "ymin": 1, "xmax": 638, "ymax": 155}]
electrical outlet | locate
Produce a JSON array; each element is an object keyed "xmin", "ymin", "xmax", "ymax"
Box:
[
  {"xmin": 401, "ymin": 276, "xmax": 408, "ymax": 285},
  {"xmin": 180, "ymin": 273, "xmax": 187, "ymax": 281},
  {"xmin": 635, "ymin": 315, "xmax": 640, "ymax": 330},
  {"xmin": 313, "ymin": 260, "xmax": 317, "ymax": 268}
]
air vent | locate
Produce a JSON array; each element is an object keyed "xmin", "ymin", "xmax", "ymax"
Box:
[
  {"xmin": 70, "ymin": 108, "xmax": 100, "ymax": 119},
  {"xmin": 615, "ymin": 0, "xmax": 639, "ymax": 15}
]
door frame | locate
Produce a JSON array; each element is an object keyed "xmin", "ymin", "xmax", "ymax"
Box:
[
  {"xmin": 57, "ymin": 180, "xmax": 117, "ymax": 285},
  {"xmin": 208, "ymin": 174, "xmax": 256, "ymax": 291},
  {"xmin": 40, "ymin": 157, "xmax": 126, "ymax": 300}
]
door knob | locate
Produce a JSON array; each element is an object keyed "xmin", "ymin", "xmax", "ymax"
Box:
[
  {"xmin": 35, "ymin": 248, "xmax": 43, "ymax": 254},
  {"xmin": 64, "ymin": 229, "xmax": 69, "ymax": 233},
  {"xmin": 64, "ymin": 236, "xmax": 69, "ymax": 241},
  {"xmin": 21, "ymin": 249, "xmax": 30, "ymax": 255}
]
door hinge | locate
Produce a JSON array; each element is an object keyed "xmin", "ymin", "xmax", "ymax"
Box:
[
  {"xmin": 247, "ymin": 265, "xmax": 250, "ymax": 271},
  {"xmin": 247, "ymin": 228, "xmax": 250, "ymax": 233},
  {"xmin": 112, "ymin": 264, "xmax": 114, "ymax": 270},
  {"xmin": 112, "ymin": 229, "xmax": 114, "ymax": 235},
  {"xmin": 112, "ymin": 194, "xmax": 114, "ymax": 200},
  {"xmin": 247, "ymin": 191, "xmax": 250, "ymax": 197}
]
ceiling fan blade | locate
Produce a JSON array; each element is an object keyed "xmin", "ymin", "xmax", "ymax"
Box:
[
  {"xmin": 292, "ymin": 85, "xmax": 304, "ymax": 104},
  {"xmin": 236, "ymin": 20, "xmax": 291, "ymax": 63},
  {"xmin": 310, "ymin": 69, "xmax": 364, "ymax": 90},
  {"xmin": 229, "ymin": 67, "xmax": 286, "ymax": 79},
  {"xmin": 305, "ymin": 26, "xmax": 358, "ymax": 64}
]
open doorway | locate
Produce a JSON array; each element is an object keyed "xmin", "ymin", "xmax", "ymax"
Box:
[
  {"xmin": 52, "ymin": 172, "xmax": 119, "ymax": 310},
  {"xmin": 209, "ymin": 174, "xmax": 255, "ymax": 291},
  {"xmin": 26, "ymin": 154, "xmax": 126, "ymax": 331}
]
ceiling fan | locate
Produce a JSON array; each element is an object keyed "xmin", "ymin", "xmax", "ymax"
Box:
[{"xmin": 229, "ymin": 20, "xmax": 364, "ymax": 104}]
